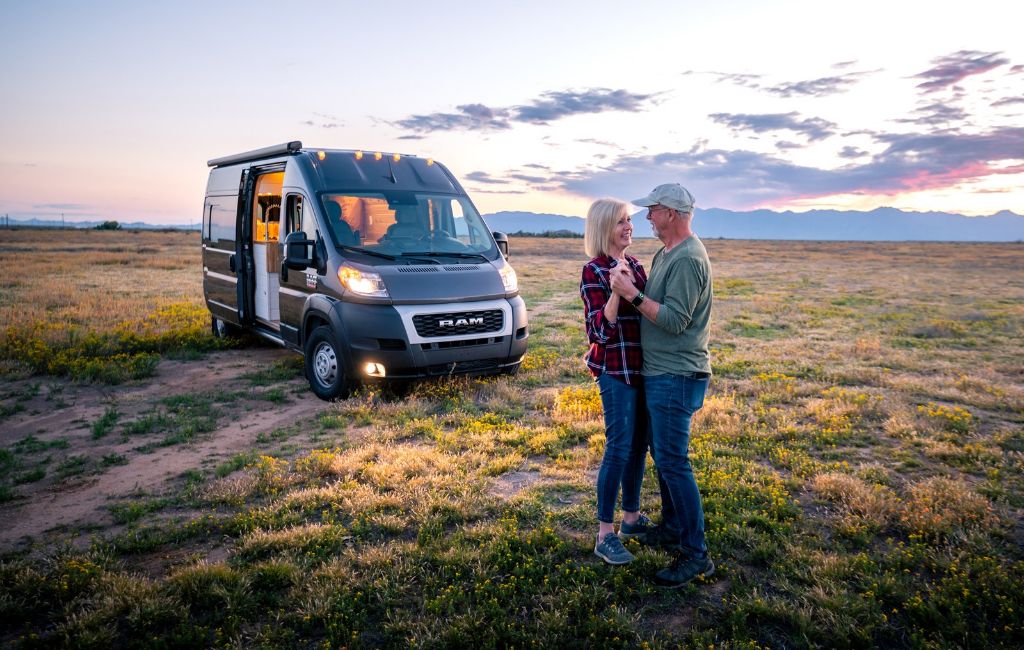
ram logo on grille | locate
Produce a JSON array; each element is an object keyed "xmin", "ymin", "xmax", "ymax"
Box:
[
  {"xmin": 413, "ymin": 309, "xmax": 504, "ymax": 338},
  {"xmin": 439, "ymin": 317, "xmax": 484, "ymax": 328}
]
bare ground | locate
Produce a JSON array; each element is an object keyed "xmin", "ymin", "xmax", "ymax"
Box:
[{"xmin": 0, "ymin": 347, "xmax": 324, "ymax": 552}]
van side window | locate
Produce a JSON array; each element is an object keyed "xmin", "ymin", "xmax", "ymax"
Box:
[
  {"xmin": 207, "ymin": 195, "xmax": 238, "ymax": 248},
  {"xmin": 285, "ymin": 194, "xmax": 303, "ymax": 236},
  {"xmin": 449, "ymin": 200, "xmax": 471, "ymax": 243}
]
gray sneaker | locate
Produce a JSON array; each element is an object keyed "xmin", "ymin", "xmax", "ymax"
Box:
[
  {"xmin": 653, "ymin": 553, "xmax": 715, "ymax": 588},
  {"xmin": 618, "ymin": 514, "xmax": 654, "ymax": 542},
  {"xmin": 646, "ymin": 523, "xmax": 683, "ymax": 551},
  {"xmin": 595, "ymin": 532, "xmax": 636, "ymax": 565}
]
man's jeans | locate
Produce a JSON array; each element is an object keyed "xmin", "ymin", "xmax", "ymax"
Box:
[
  {"xmin": 596, "ymin": 374, "xmax": 648, "ymax": 524},
  {"xmin": 646, "ymin": 372, "xmax": 710, "ymax": 557}
]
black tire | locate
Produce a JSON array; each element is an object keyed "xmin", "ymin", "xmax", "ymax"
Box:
[
  {"xmin": 211, "ymin": 315, "xmax": 242, "ymax": 340},
  {"xmin": 304, "ymin": 325, "xmax": 354, "ymax": 400}
]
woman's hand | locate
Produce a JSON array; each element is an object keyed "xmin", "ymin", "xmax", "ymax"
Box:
[
  {"xmin": 615, "ymin": 258, "xmax": 635, "ymax": 282},
  {"xmin": 609, "ymin": 264, "xmax": 636, "ymax": 298}
]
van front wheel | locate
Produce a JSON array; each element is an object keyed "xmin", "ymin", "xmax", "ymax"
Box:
[
  {"xmin": 304, "ymin": 326, "xmax": 354, "ymax": 400},
  {"xmin": 211, "ymin": 315, "xmax": 241, "ymax": 340}
]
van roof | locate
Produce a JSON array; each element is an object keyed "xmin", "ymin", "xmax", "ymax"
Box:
[
  {"xmin": 207, "ymin": 141, "xmax": 424, "ymax": 168},
  {"xmin": 207, "ymin": 141, "xmax": 463, "ymax": 195},
  {"xmin": 207, "ymin": 141, "xmax": 304, "ymax": 167}
]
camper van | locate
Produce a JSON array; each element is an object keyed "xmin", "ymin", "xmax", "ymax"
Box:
[{"xmin": 202, "ymin": 141, "xmax": 528, "ymax": 399}]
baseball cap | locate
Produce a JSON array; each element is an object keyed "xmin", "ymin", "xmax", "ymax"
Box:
[{"xmin": 631, "ymin": 183, "xmax": 696, "ymax": 212}]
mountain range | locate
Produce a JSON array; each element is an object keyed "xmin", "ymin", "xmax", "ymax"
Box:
[
  {"xmin": 8, "ymin": 207, "xmax": 1024, "ymax": 242},
  {"xmin": 483, "ymin": 208, "xmax": 1024, "ymax": 242}
]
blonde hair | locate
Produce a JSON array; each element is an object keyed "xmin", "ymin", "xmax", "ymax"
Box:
[{"xmin": 584, "ymin": 198, "xmax": 629, "ymax": 258}]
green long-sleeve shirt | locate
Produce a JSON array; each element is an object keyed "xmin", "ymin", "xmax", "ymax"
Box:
[{"xmin": 640, "ymin": 235, "xmax": 713, "ymax": 376}]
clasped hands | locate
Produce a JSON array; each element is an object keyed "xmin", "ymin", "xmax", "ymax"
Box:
[{"xmin": 609, "ymin": 261, "xmax": 639, "ymax": 300}]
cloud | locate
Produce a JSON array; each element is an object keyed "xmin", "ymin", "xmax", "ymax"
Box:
[
  {"xmin": 832, "ymin": 60, "xmax": 859, "ymax": 69},
  {"xmin": 705, "ymin": 68, "xmax": 872, "ymax": 97},
  {"xmin": 1011, "ymin": 65, "xmax": 1024, "ymax": 74},
  {"xmin": 556, "ymin": 127, "xmax": 1024, "ymax": 210},
  {"xmin": 839, "ymin": 146, "xmax": 866, "ymax": 159},
  {"xmin": 468, "ymin": 188, "xmax": 528, "ymax": 195},
  {"xmin": 709, "ymin": 112, "xmax": 837, "ymax": 141},
  {"xmin": 464, "ymin": 171, "xmax": 509, "ymax": 185},
  {"xmin": 394, "ymin": 103, "xmax": 512, "ymax": 133},
  {"xmin": 992, "ymin": 96, "xmax": 1024, "ymax": 108},
  {"xmin": 303, "ymin": 113, "xmax": 344, "ymax": 129},
  {"xmin": 396, "ymin": 134, "xmax": 426, "ymax": 140},
  {"xmin": 707, "ymin": 71, "xmax": 763, "ymax": 89},
  {"xmin": 913, "ymin": 50, "xmax": 1009, "ymax": 92},
  {"xmin": 392, "ymin": 88, "xmax": 652, "ymax": 134},
  {"xmin": 897, "ymin": 102, "xmax": 969, "ymax": 126},
  {"xmin": 763, "ymin": 72, "xmax": 868, "ymax": 98},
  {"xmin": 512, "ymin": 88, "xmax": 653, "ymax": 124},
  {"xmin": 507, "ymin": 173, "xmax": 550, "ymax": 184},
  {"xmin": 576, "ymin": 138, "xmax": 621, "ymax": 149}
]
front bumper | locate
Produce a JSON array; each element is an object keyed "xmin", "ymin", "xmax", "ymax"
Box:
[{"xmin": 332, "ymin": 296, "xmax": 528, "ymax": 380}]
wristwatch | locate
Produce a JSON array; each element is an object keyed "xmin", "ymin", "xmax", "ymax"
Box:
[{"xmin": 631, "ymin": 291, "xmax": 645, "ymax": 307}]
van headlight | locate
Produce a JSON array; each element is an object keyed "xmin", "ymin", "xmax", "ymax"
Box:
[
  {"xmin": 498, "ymin": 262, "xmax": 518, "ymax": 293},
  {"xmin": 338, "ymin": 265, "xmax": 389, "ymax": 298}
]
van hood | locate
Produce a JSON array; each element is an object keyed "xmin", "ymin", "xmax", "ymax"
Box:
[{"xmin": 377, "ymin": 263, "xmax": 507, "ymax": 303}]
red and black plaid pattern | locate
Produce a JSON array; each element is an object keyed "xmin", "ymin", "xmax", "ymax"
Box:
[{"xmin": 580, "ymin": 255, "xmax": 647, "ymax": 384}]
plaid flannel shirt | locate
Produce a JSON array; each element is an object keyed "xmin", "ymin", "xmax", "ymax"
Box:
[{"xmin": 580, "ymin": 254, "xmax": 647, "ymax": 384}]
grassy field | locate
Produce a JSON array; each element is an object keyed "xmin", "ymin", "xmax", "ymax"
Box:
[{"xmin": 1, "ymin": 229, "xmax": 1023, "ymax": 648}]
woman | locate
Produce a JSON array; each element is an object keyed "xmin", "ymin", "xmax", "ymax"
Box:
[{"xmin": 580, "ymin": 198, "xmax": 652, "ymax": 565}]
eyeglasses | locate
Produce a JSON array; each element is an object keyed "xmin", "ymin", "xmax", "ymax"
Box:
[{"xmin": 647, "ymin": 205, "xmax": 671, "ymax": 217}]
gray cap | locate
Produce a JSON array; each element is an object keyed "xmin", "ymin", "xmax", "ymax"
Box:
[{"xmin": 631, "ymin": 183, "xmax": 696, "ymax": 212}]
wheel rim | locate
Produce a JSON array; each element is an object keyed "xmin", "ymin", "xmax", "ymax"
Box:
[{"xmin": 312, "ymin": 341, "xmax": 338, "ymax": 387}]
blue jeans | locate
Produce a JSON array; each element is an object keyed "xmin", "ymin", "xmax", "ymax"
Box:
[
  {"xmin": 646, "ymin": 373, "xmax": 710, "ymax": 557},
  {"xmin": 596, "ymin": 374, "xmax": 648, "ymax": 524}
]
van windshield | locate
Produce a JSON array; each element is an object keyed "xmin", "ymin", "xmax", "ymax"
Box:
[{"xmin": 320, "ymin": 192, "xmax": 499, "ymax": 261}]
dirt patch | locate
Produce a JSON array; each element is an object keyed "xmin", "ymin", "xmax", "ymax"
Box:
[
  {"xmin": 489, "ymin": 467, "xmax": 544, "ymax": 500},
  {"xmin": 0, "ymin": 347, "xmax": 327, "ymax": 552}
]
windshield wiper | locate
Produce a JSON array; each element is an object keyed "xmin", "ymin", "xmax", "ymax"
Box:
[
  {"xmin": 401, "ymin": 251, "xmax": 490, "ymax": 263},
  {"xmin": 339, "ymin": 244, "xmax": 398, "ymax": 261}
]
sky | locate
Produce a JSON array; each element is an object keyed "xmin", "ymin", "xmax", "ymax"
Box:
[{"xmin": 2, "ymin": 0, "xmax": 1023, "ymax": 226}]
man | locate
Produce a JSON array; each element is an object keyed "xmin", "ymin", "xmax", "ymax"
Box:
[{"xmin": 609, "ymin": 182, "xmax": 714, "ymax": 588}]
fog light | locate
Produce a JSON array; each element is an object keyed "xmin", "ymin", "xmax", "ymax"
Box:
[{"xmin": 364, "ymin": 362, "xmax": 386, "ymax": 377}]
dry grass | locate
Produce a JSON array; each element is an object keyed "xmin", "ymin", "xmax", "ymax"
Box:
[
  {"xmin": 1, "ymin": 231, "xmax": 1023, "ymax": 648},
  {"xmin": 0, "ymin": 228, "xmax": 200, "ymax": 336}
]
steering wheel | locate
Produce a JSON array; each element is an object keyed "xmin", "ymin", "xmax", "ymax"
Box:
[{"xmin": 419, "ymin": 232, "xmax": 467, "ymax": 249}]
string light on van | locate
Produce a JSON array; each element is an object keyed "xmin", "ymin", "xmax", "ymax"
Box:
[
  {"xmin": 392, "ymin": 153, "xmax": 401, "ymax": 162},
  {"xmin": 374, "ymin": 152, "xmax": 383, "ymax": 161},
  {"xmin": 317, "ymin": 151, "xmax": 326, "ymax": 161},
  {"xmin": 426, "ymin": 158, "xmax": 434, "ymax": 166},
  {"xmin": 354, "ymin": 151, "xmax": 363, "ymax": 160}
]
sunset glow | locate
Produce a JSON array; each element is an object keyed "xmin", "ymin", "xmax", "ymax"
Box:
[{"xmin": 1, "ymin": 0, "xmax": 1023, "ymax": 226}]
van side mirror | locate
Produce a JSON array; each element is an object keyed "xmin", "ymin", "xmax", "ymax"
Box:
[
  {"xmin": 284, "ymin": 231, "xmax": 314, "ymax": 269},
  {"xmin": 492, "ymin": 231, "xmax": 509, "ymax": 258}
]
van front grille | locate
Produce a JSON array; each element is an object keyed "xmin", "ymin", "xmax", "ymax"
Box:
[{"xmin": 412, "ymin": 309, "xmax": 504, "ymax": 337}]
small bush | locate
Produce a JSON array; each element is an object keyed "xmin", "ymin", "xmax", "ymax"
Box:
[{"xmin": 896, "ymin": 477, "xmax": 997, "ymax": 541}]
